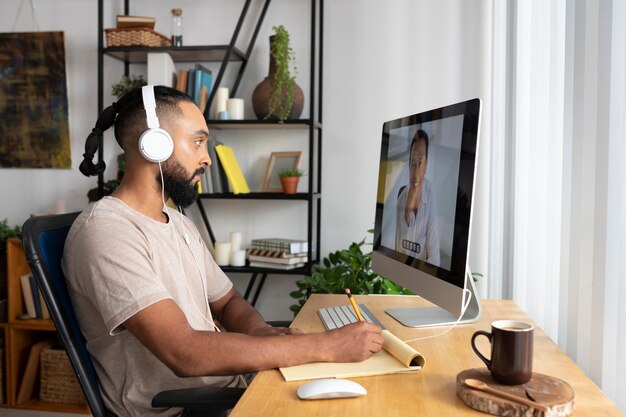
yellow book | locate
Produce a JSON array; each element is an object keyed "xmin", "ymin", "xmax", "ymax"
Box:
[
  {"xmin": 279, "ymin": 330, "xmax": 425, "ymax": 381},
  {"xmin": 214, "ymin": 144, "xmax": 250, "ymax": 194}
]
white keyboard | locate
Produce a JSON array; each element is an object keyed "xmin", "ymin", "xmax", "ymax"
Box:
[{"xmin": 317, "ymin": 304, "xmax": 386, "ymax": 330}]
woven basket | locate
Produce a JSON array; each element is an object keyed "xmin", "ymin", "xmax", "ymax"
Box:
[
  {"xmin": 39, "ymin": 347, "xmax": 86, "ymax": 406},
  {"xmin": 105, "ymin": 27, "xmax": 171, "ymax": 47}
]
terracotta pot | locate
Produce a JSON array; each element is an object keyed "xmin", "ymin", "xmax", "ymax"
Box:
[
  {"xmin": 280, "ymin": 176, "xmax": 300, "ymax": 194},
  {"xmin": 252, "ymin": 36, "xmax": 304, "ymax": 121}
]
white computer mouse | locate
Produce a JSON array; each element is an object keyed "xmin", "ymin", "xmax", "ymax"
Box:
[{"xmin": 297, "ymin": 378, "xmax": 367, "ymax": 400}]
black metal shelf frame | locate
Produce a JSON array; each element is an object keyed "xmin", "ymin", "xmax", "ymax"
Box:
[
  {"xmin": 97, "ymin": 0, "xmax": 324, "ymax": 306},
  {"xmin": 97, "ymin": 0, "xmax": 271, "ymax": 191}
]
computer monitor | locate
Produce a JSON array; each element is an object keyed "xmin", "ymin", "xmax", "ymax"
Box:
[{"xmin": 372, "ymin": 98, "xmax": 481, "ymax": 327}]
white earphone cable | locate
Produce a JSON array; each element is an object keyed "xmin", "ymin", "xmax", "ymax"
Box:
[
  {"xmin": 158, "ymin": 162, "xmax": 220, "ymax": 332},
  {"xmin": 402, "ymin": 272, "xmax": 473, "ymax": 344}
]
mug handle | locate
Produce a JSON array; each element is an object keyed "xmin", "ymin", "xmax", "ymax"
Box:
[{"xmin": 471, "ymin": 330, "xmax": 492, "ymax": 369}]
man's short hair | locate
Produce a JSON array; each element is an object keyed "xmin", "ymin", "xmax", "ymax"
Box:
[
  {"xmin": 409, "ymin": 129, "xmax": 429, "ymax": 159},
  {"xmin": 114, "ymin": 86, "xmax": 193, "ymax": 151}
]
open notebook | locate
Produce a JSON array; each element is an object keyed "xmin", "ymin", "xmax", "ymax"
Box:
[{"xmin": 279, "ymin": 329, "xmax": 425, "ymax": 382}]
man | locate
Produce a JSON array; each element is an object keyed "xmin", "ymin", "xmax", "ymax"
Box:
[
  {"xmin": 63, "ymin": 86, "xmax": 383, "ymax": 417},
  {"xmin": 395, "ymin": 129, "xmax": 440, "ymax": 266}
]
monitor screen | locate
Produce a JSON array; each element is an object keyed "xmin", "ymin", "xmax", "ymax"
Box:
[{"xmin": 372, "ymin": 98, "xmax": 481, "ymax": 327}]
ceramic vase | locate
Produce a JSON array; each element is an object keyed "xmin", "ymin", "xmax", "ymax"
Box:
[{"xmin": 252, "ymin": 36, "xmax": 304, "ymax": 121}]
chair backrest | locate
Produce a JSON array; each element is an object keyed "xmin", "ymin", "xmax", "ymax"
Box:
[{"xmin": 22, "ymin": 212, "xmax": 109, "ymax": 417}]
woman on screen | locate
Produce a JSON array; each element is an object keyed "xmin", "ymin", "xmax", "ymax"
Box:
[{"xmin": 395, "ymin": 129, "xmax": 441, "ymax": 266}]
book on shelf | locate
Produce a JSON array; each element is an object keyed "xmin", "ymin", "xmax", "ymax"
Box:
[
  {"xmin": 147, "ymin": 52, "xmax": 176, "ymax": 87},
  {"xmin": 248, "ymin": 261, "xmax": 305, "ymax": 270},
  {"xmin": 194, "ymin": 64, "xmax": 213, "ymax": 113},
  {"xmin": 175, "ymin": 69, "xmax": 189, "ymax": 93},
  {"xmin": 246, "ymin": 248, "xmax": 307, "ymax": 258},
  {"xmin": 19, "ymin": 273, "xmax": 50, "ymax": 319},
  {"xmin": 116, "ymin": 14, "xmax": 156, "ymax": 29},
  {"xmin": 280, "ymin": 329, "xmax": 424, "ymax": 381},
  {"xmin": 20, "ymin": 273, "xmax": 36, "ymax": 318},
  {"xmin": 207, "ymin": 137, "xmax": 223, "ymax": 193},
  {"xmin": 247, "ymin": 250, "xmax": 308, "ymax": 265},
  {"xmin": 39, "ymin": 290, "xmax": 50, "ymax": 319},
  {"xmin": 29, "ymin": 274, "xmax": 42, "ymax": 319},
  {"xmin": 203, "ymin": 165, "xmax": 214, "ymax": 193},
  {"xmin": 251, "ymin": 238, "xmax": 308, "ymax": 254},
  {"xmin": 186, "ymin": 69, "xmax": 196, "ymax": 98},
  {"xmin": 215, "ymin": 144, "xmax": 250, "ymax": 194}
]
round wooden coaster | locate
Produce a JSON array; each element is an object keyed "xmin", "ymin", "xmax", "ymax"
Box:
[{"xmin": 456, "ymin": 368, "xmax": 575, "ymax": 417}]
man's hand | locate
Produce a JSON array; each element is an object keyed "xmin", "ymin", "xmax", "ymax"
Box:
[{"xmin": 322, "ymin": 322, "xmax": 384, "ymax": 363}]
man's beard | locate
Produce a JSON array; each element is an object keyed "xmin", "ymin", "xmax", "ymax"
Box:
[{"xmin": 158, "ymin": 159, "xmax": 205, "ymax": 208}]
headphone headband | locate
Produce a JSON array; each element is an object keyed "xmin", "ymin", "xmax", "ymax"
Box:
[{"xmin": 142, "ymin": 85, "xmax": 160, "ymax": 129}]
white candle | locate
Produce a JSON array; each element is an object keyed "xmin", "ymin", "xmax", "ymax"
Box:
[
  {"xmin": 214, "ymin": 87, "xmax": 229, "ymax": 118},
  {"xmin": 227, "ymin": 98, "xmax": 244, "ymax": 120},
  {"xmin": 230, "ymin": 249, "xmax": 246, "ymax": 267},
  {"xmin": 214, "ymin": 241, "xmax": 231, "ymax": 266},
  {"xmin": 230, "ymin": 231, "xmax": 242, "ymax": 252}
]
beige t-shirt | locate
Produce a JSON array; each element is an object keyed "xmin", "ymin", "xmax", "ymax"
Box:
[{"xmin": 62, "ymin": 197, "xmax": 237, "ymax": 417}]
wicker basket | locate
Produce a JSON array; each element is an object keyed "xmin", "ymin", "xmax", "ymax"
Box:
[
  {"xmin": 39, "ymin": 347, "xmax": 86, "ymax": 406},
  {"xmin": 105, "ymin": 27, "xmax": 171, "ymax": 47}
]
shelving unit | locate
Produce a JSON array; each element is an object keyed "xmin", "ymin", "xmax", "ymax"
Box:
[
  {"xmin": 4, "ymin": 238, "xmax": 88, "ymax": 414},
  {"xmin": 97, "ymin": 1, "xmax": 324, "ymax": 305}
]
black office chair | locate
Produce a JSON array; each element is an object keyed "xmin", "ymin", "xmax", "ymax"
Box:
[{"xmin": 22, "ymin": 212, "xmax": 244, "ymax": 417}]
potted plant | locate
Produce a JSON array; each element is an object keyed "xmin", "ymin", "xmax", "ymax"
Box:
[
  {"xmin": 289, "ymin": 233, "xmax": 411, "ymax": 315},
  {"xmin": 278, "ymin": 167, "xmax": 304, "ymax": 194},
  {"xmin": 111, "ymin": 75, "xmax": 146, "ymax": 99},
  {"xmin": 252, "ymin": 25, "xmax": 304, "ymax": 123}
]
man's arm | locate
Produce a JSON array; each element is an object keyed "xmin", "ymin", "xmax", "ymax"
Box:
[
  {"xmin": 123, "ymin": 297, "xmax": 383, "ymax": 378},
  {"xmin": 209, "ymin": 287, "xmax": 297, "ymax": 336}
]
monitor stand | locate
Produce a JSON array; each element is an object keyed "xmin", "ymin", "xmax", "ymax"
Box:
[{"xmin": 385, "ymin": 271, "xmax": 482, "ymax": 328}]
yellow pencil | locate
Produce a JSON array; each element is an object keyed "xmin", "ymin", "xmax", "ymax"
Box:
[{"xmin": 345, "ymin": 288, "xmax": 364, "ymax": 321}]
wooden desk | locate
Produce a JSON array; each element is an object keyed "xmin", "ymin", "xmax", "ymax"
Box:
[{"xmin": 230, "ymin": 294, "xmax": 624, "ymax": 416}]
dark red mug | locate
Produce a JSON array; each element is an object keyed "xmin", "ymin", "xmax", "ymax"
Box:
[{"xmin": 471, "ymin": 320, "xmax": 534, "ymax": 385}]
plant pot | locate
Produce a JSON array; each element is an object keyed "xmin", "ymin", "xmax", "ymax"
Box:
[
  {"xmin": 280, "ymin": 176, "xmax": 300, "ymax": 194},
  {"xmin": 252, "ymin": 35, "xmax": 304, "ymax": 121}
]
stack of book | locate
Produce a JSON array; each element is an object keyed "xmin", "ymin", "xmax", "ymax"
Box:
[
  {"xmin": 247, "ymin": 238, "xmax": 309, "ymax": 270},
  {"xmin": 19, "ymin": 273, "xmax": 50, "ymax": 320},
  {"xmin": 199, "ymin": 138, "xmax": 249, "ymax": 195},
  {"xmin": 175, "ymin": 64, "xmax": 213, "ymax": 113}
]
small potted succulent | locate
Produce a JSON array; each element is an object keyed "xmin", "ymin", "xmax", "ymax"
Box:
[{"xmin": 278, "ymin": 167, "xmax": 305, "ymax": 194}]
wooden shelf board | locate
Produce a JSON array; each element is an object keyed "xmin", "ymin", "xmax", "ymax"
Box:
[
  {"xmin": 103, "ymin": 45, "xmax": 246, "ymax": 63},
  {"xmin": 8, "ymin": 319, "xmax": 55, "ymax": 331}
]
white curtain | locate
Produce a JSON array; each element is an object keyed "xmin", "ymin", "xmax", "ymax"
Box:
[{"xmin": 490, "ymin": 0, "xmax": 626, "ymax": 412}]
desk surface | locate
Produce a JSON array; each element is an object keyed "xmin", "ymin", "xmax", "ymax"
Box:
[{"xmin": 230, "ymin": 294, "xmax": 624, "ymax": 416}]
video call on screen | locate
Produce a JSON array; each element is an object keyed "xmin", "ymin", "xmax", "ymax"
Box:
[{"xmin": 379, "ymin": 114, "xmax": 465, "ymax": 271}]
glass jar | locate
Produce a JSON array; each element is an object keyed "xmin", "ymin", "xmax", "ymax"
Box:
[{"xmin": 170, "ymin": 8, "xmax": 183, "ymax": 47}]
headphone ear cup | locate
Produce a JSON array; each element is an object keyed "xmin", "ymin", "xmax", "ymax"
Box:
[{"xmin": 139, "ymin": 128, "xmax": 174, "ymax": 163}]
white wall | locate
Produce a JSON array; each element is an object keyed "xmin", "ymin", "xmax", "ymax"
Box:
[{"xmin": 1, "ymin": 0, "xmax": 492, "ymax": 320}]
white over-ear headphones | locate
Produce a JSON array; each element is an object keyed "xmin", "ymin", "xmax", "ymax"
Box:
[{"xmin": 139, "ymin": 85, "xmax": 174, "ymax": 163}]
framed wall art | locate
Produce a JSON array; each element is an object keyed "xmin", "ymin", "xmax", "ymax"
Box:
[{"xmin": 0, "ymin": 31, "xmax": 71, "ymax": 168}]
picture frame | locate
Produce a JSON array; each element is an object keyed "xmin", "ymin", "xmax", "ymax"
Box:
[{"xmin": 261, "ymin": 151, "xmax": 303, "ymax": 192}]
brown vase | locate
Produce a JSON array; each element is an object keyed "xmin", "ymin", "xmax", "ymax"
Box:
[
  {"xmin": 252, "ymin": 36, "xmax": 304, "ymax": 121},
  {"xmin": 280, "ymin": 176, "xmax": 300, "ymax": 194}
]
